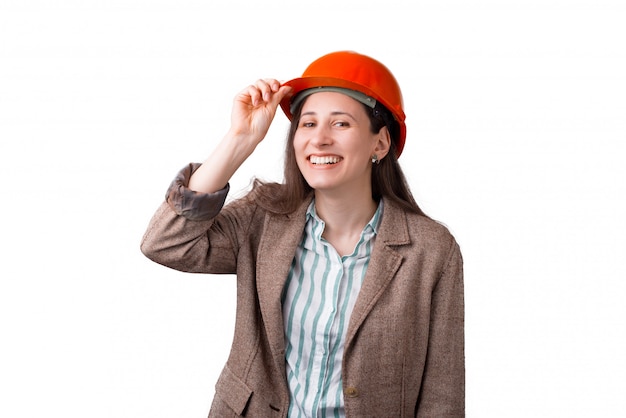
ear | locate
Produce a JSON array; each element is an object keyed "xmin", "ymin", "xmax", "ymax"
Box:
[{"xmin": 373, "ymin": 126, "xmax": 392, "ymax": 160}]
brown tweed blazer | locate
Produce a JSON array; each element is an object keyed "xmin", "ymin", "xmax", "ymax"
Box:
[{"xmin": 141, "ymin": 163, "xmax": 465, "ymax": 417}]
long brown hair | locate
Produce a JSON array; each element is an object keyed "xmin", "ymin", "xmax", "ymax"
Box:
[{"xmin": 251, "ymin": 97, "xmax": 428, "ymax": 217}]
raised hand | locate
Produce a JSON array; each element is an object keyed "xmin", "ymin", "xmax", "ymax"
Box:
[{"xmin": 228, "ymin": 79, "xmax": 293, "ymax": 148}]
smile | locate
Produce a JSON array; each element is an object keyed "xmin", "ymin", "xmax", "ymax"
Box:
[{"xmin": 309, "ymin": 156, "xmax": 342, "ymax": 165}]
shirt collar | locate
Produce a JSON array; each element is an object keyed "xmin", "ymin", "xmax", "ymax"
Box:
[{"xmin": 305, "ymin": 198, "xmax": 384, "ymax": 236}]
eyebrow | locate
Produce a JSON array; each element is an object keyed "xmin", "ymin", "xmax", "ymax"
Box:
[{"xmin": 301, "ymin": 110, "xmax": 358, "ymax": 121}]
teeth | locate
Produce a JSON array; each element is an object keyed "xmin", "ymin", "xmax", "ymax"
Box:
[{"xmin": 310, "ymin": 156, "xmax": 341, "ymax": 165}]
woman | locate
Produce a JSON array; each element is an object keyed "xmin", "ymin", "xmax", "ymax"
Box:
[{"xmin": 141, "ymin": 51, "xmax": 464, "ymax": 417}]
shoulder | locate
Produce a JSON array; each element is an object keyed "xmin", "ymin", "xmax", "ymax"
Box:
[
  {"xmin": 239, "ymin": 180, "xmax": 311, "ymax": 216},
  {"xmin": 384, "ymin": 199, "xmax": 460, "ymax": 257},
  {"xmin": 400, "ymin": 210, "xmax": 464, "ymax": 280},
  {"xmin": 408, "ymin": 211, "xmax": 455, "ymax": 242}
]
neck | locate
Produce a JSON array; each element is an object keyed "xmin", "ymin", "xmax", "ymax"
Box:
[
  {"xmin": 312, "ymin": 189, "xmax": 378, "ymax": 257},
  {"xmin": 313, "ymin": 189, "xmax": 378, "ymax": 236}
]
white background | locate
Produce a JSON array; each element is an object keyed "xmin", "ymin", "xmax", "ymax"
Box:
[{"xmin": 1, "ymin": 0, "xmax": 625, "ymax": 417}]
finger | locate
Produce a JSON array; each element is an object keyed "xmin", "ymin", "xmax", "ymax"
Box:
[
  {"xmin": 254, "ymin": 79, "xmax": 275, "ymax": 103},
  {"xmin": 257, "ymin": 78, "xmax": 285, "ymax": 102},
  {"xmin": 240, "ymin": 83, "xmax": 263, "ymax": 107},
  {"xmin": 266, "ymin": 78, "xmax": 281, "ymax": 92},
  {"xmin": 247, "ymin": 79, "xmax": 272, "ymax": 106},
  {"xmin": 270, "ymin": 85, "xmax": 293, "ymax": 106},
  {"xmin": 238, "ymin": 79, "xmax": 284, "ymax": 107}
]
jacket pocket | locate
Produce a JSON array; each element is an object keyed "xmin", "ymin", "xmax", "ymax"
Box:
[{"xmin": 214, "ymin": 365, "xmax": 253, "ymax": 416}]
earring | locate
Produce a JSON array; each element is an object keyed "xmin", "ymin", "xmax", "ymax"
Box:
[{"xmin": 371, "ymin": 154, "xmax": 380, "ymax": 164}]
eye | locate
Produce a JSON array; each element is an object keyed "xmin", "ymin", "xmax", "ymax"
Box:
[
  {"xmin": 333, "ymin": 121, "xmax": 350, "ymax": 128},
  {"xmin": 300, "ymin": 121, "xmax": 315, "ymax": 128}
]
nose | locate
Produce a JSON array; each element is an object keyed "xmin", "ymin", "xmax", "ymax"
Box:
[{"xmin": 309, "ymin": 124, "xmax": 333, "ymax": 148}]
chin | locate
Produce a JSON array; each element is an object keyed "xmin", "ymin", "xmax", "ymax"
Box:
[{"xmin": 302, "ymin": 178, "xmax": 335, "ymax": 191}]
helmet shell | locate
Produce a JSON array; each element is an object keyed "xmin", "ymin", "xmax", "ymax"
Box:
[{"xmin": 280, "ymin": 51, "xmax": 407, "ymax": 157}]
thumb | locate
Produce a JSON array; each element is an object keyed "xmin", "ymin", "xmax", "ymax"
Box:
[{"xmin": 269, "ymin": 85, "xmax": 293, "ymax": 109}]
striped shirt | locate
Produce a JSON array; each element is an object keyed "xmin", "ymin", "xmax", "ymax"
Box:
[{"xmin": 282, "ymin": 200, "xmax": 383, "ymax": 418}]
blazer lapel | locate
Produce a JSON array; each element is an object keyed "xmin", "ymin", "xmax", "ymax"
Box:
[
  {"xmin": 345, "ymin": 199, "xmax": 411, "ymax": 348},
  {"xmin": 256, "ymin": 198, "xmax": 311, "ymax": 370}
]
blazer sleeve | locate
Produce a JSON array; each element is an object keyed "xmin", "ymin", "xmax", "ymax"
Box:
[
  {"xmin": 417, "ymin": 238, "xmax": 465, "ymax": 417},
  {"xmin": 140, "ymin": 163, "xmax": 258, "ymax": 274}
]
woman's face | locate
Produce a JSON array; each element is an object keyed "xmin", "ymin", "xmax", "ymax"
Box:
[{"xmin": 293, "ymin": 91, "xmax": 386, "ymax": 196}]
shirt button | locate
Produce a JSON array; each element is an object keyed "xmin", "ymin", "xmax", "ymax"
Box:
[{"xmin": 345, "ymin": 386, "xmax": 359, "ymax": 398}]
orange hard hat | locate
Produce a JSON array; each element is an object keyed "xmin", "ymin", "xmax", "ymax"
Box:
[{"xmin": 280, "ymin": 51, "xmax": 407, "ymax": 157}]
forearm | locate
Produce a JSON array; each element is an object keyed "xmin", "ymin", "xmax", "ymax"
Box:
[{"xmin": 188, "ymin": 130, "xmax": 258, "ymax": 194}]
